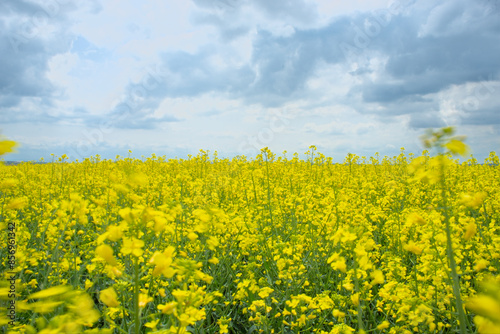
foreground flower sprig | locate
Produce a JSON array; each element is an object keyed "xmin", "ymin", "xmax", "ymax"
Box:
[{"xmin": 412, "ymin": 127, "xmax": 470, "ymax": 334}]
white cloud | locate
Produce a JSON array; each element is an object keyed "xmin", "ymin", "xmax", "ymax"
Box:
[{"xmin": 1, "ymin": 0, "xmax": 499, "ymax": 162}]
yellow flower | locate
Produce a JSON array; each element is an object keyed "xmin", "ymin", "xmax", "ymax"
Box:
[
  {"xmin": 406, "ymin": 212, "xmax": 426, "ymax": 226},
  {"xmin": 153, "ymin": 216, "xmax": 168, "ymax": 233},
  {"xmin": 0, "ymin": 178, "xmax": 18, "ymax": 189},
  {"xmin": 207, "ymin": 236, "xmax": 220, "ymax": 250},
  {"xmin": 121, "ymin": 237, "xmax": 144, "ymax": 257},
  {"xmin": 332, "ymin": 309, "xmax": 346, "ymax": 318},
  {"xmin": 351, "ymin": 293, "xmax": 360, "ymax": 306},
  {"xmin": 467, "ymin": 294, "xmax": 500, "ymax": 321},
  {"xmin": 127, "ymin": 172, "xmax": 148, "ymax": 187},
  {"xmin": 28, "ymin": 300, "xmax": 64, "ymax": 313},
  {"xmin": 145, "ymin": 319, "xmax": 160, "ymax": 331},
  {"xmin": 474, "ymin": 259, "xmax": 489, "ymax": 272},
  {"xmin": 464, "ymin": 221, "xmax": 477, "ymax": 241},
  {"xmin": 466, "ymin": 278, "xmax": 500, "ymax": 331},
  {"xmin": 371, "ymin": 270, "xmax": 385, "ymax": 285},
  {"xmin": 107, "ymin": 224, "xmax": 125, "ymax": 241},
  {"xmin": 139, "ymin": 293, "xmax": 153, "ymax": 308},
  {"xmin": 187, "ymin": 231, "xmax": 198, "ymax": 241},
  {"xmin": 258, "ymin": 287, "xmax": 274, "ymax": 299},
  {"xmin": 69, "ymin": 291, "xmax": 100, "ymax": 325},
  {"xmin": 460, "ymin": 192, "xmax": 487, "ymax": 209},
  {"xmin": 172, "ymin": 289, "xmax": 190, "ymax": 304},
  {"xmin": 407, "ymin": 156, "xmax": 426, "ymax": 174},
  {"xmin": 158, "ymin": 301, "xmax": 177, "ymax": 314},
  {"xmin": 119, "ymin": 207, "xmax": 136, "ymax": 224},
  {"xmin": 27, "ymin": 279, "xmax": 38, "ymax": 288},
  {"xmin": 29, "ymin": 285, "xmax": 72, "ymax": 299},
  {"xmin": 404, "ymin": 240, "xmax": 423, "ymax": 255},
  {"xmin": 217, "ymin": 316, "xmax": 231, "ymax": 334},
  {"xmin": 445, "ymin": 139, "xmax": 469, "ymax": 156},
  {"xmin": 474, "ymin": 315, "xmax": 500, "ymax": 334},
  {"xmin": 0, "ymin": 139, "xmax": 18, "ymax": 156},
  {"xmin": 149, "ymin": 246, "xmax": 176, "ymax": 277},
  {"xmin": 6, "ymin": 197, "xmax": 28, "ymax": 210},
  {"xmin": 330, "ymin": 256, "xmax": 347, "ymax": 273},
  {"xmin": 192, "ymin": 208, "xmax": 211, "ymax": 223},
  {"xmin": 376, "ymin": 321, "xmax": 390, "ymax": 330},
  {"xmin": 100, "ymin": 287, "xmax": 120, "ymax": 307},
  {"xmin": 96, "ymin": 244, "xmax": 118, "ymax": 266}
]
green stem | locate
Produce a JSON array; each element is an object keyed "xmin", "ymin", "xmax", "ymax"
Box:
[
  {"xmin": 439, "ymin": 157, "xmax": 467, "ymax": 333},
  {"xmin": 353, "ymin": 261, "xmax": 364, "ymax": 332},
  {"xmin": 134, "ymin": 256, "xmax": 140, "ymax": 334}
]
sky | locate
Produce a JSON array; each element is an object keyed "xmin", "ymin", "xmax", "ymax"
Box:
[{"xmin": 1, "ymin": 0, "xmax": 499, "ymax": 162}]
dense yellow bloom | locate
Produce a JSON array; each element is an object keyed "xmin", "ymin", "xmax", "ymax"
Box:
[{"xmin": 2, "ymin": 133, "xmax": 498, "ymax": 333}]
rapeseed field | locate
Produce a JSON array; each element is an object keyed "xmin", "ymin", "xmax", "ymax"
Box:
[{"xmin": 1, "ymin": 128, "xmax": 499, "ymax": 333}]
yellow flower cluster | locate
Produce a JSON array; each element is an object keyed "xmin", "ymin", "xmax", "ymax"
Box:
[{"xmin": 0, "ymin": 133, "xmax": 499, "ymax": 333}]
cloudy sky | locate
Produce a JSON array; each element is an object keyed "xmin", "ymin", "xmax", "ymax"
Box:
[{"xmin": 1, "ymin": 0, "xmax": 499, "ymax": 162}]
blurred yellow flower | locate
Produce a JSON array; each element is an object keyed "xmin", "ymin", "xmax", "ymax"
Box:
[
  {"xmin": 100, "ymin": 287, "xmax": 120, "ymax": 307},
  {"xmin": 371, "ymin": 270, "xmax": 385, "ymax": 285},
  {"xmin": 464, "ymin": 221, "xmax": 477, "ymax": 241},
  {"xmin": 29, "ymin": 285, "xmax": 72, "ymax": 299},
  {"xmin": 406, "ymin": 212, "xmax": 426, "ymax": 226},
  {"xmin": 139, "ymin": 293, "xmax": 153, "ymax": 308},
  {"xmin": 84, "ymin": 279, "xmax": 93, "ymax": 290},
  {"xmin": 0, "ymin": 139, "xmax": 18, "ymax": 156},
  {"xmin": 96, "ymin": 244, "xmax": 118, "ymax": 266},
  {"xmin": 376, "ymin": 321, "xmax": 390, "ymax": 330},
  {"xmin": 445, "ymin": 139, "xmax": 469, "ymax": 156},
  {"xmin": 404, "ymin": 241, "xmax": 423, "ymax": 255},
  {"xmin": 107, "ymin": 223, "xmax": 125, "ymax": 242},
  {"xmin": 149, "ymin": 246, "xmax": 176, "ymax": 277},
  {"xmin": 121, "ymin": 237, "xmax": 144, "ymax": 257},
  {"xmin": 351, "ymin": 293, "xmax": 360, "ymax": 307},
  {"xmin": 460, "ymin": 192, "xmax": 487, "ymax": 209},
  {"xmin": 158, "ymin": 301, "xmax": 177, "ymax": 314},
  {"xmin": 188, "ymin": 231, "xmax": 198, "ymax": 241},
  {"xmin": 474, "ymin": 259, "xmax": 489, "ymax": 272},
  {"xmin": 6, "ymin": 197, "xmax": 28, "ymax": 210}
]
